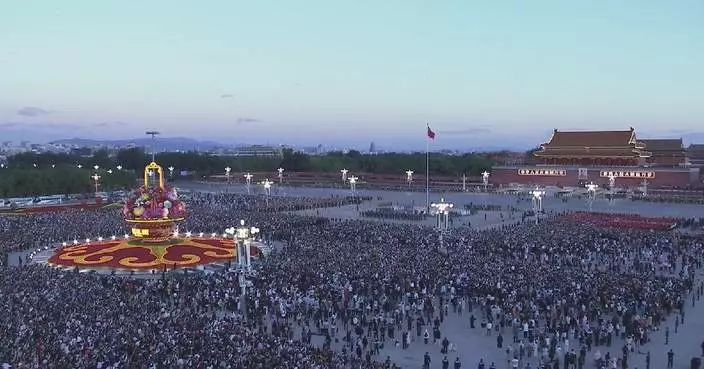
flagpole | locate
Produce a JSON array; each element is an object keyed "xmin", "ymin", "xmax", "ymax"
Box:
[{"xmin": 426, "ymin": 128, "xmax": 430, "ymax": 212}]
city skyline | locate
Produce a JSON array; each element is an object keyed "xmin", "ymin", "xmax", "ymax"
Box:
[{"xmin": 2, "ymin": 1, "xmax": 703, "ymax": 150}]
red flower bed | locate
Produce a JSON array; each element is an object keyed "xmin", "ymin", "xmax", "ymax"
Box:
[
  {"xmin": 566, "ymin": 212, "xmax": 676, "ymax": 231},
  {"xmin": 1, "ymin": 202, "xmax": 112, "ymax": 215},
  {"xmin": 48, "ymin": 237, "xmax": 261, "ymax": 270}
]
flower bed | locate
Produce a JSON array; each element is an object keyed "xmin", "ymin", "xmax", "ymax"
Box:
[{"xmin": 566, "ymin": 212, "xmax": 676, "ymax": 231}]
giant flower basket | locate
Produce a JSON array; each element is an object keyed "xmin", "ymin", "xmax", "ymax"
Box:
[{"xmin": 123, "ymin": 162, "xmax": 186, "ymax": 243}]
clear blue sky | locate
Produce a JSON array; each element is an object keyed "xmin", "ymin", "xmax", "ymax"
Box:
[{"xmin": 1, "ymin": 0, "xmax": 703, "ymax": 150}]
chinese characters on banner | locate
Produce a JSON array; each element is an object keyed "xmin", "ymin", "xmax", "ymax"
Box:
[
  {"xmin": 599, "ymin": 170, "xmax": 655, "ymax": 179},
  {"xmin": 518, "ymin": 169, "xmax": 567, "ymax": 176}
]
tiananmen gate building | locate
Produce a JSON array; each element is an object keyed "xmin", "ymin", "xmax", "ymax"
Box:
[{"xmin": 492, "ymin": 127, "xmax": 699, "ymax": 188}]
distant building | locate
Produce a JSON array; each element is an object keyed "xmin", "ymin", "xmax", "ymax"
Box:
[
  {"xmin": 688, "ymin": 144, "xmax": 704, "ymax": 168},
  {"xmin": 492, "ymin": 127, "xmax": 698, "ymax": 187},
  {"xmin": 232, "ymin": 145, "xmax": 283, "ymax": 157}
]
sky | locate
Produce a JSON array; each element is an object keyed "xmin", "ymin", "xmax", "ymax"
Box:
[{"xmin": 1, "ymin": 0, "xmax": 703, "ymax": 150}]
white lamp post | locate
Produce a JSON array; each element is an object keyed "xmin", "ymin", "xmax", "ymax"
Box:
[
  {"xmin": 349, "ymin": 175, "xmax": 358, "ymax": 193},
  {"xmin": 405, "ymin": 170, "xmax": 414, "ymax": 188},
  {"xmin": 77, "ymin": 164, "xmax": 83, "ymax": 169},
  {"xmin": 168, "ymin": 166, "xmax": 175, "ymax": 179},
  {"xmin": 340, "ymin": 169, "xmax": 348, "ymax": 183},
  {"xmin": 91, "ymin": 173, "xmax": 101, "ymax": 196},
  {"xmin": 116, "ymin": 165, "xmax": 123, "ymax": 171},
  {"xmin": 482, "ymin": 171, "xmax": 490, "ymax": 192},
  {"xmin": 641, "ymin": 179, "xmax": 648, "ymax": 197},
  {"xmin": 225, "ymin": 166, "xmax": 231, "ymax": 192},
  {"xmin": 430, "ymin": 198, "xmax": 454, "ymax": 230},
  {"xmin": 608, "ymin": 175, "xmax": 616, "ymax": 190},
  {"xmin": 94, "ymin": 165, "xmax": 99, "ymax": 171},
  {"xmin": 585, "ymin": 182, "xmax": 598, "ymax": 211},
  {"xmin": 529, "ymin": 187, "xmax": 545, "ymax": 224},
  {"xmin": 461, "ymin": 174, "xmax": 467, "ymax": 192},
  {"xmin": 244, "ymin": 173, "xmax": 253, "ymax": 194},
  {"xmin": 225, "ymin": 219, "xmax": 260, "ymax": 316},
  {"xmin": 107, "ymin": 169, "xmax": 113, "ymax": 174},
  {"xmin": 277, "ymin": 167, "xmax": 284, "ymax": 184},
  {"xmin": 262, "ymin": 179, "xmax": 273, "ymax": 205}
]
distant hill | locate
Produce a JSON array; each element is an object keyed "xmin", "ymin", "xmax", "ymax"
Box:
[{"xmin": 50, "ymin": 137, "xmax": 231, "ymax": 151}]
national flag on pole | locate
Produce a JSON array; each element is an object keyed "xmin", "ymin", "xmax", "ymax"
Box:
[{"xmin": 426, "ymin": 125, "xmax": 436, "ymax": 139}]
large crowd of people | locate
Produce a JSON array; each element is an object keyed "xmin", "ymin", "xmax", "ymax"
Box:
[{"xmin": 0, "ymin": 191, "xmax": 702, "ymax": 368}]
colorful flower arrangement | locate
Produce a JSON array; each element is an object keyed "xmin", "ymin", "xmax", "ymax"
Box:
[{"xmin": 122, "ymin": 184, "xmax": 186, "ymax": 221}]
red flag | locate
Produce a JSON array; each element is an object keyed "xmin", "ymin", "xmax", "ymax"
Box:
[{"xmin": 427, "ymin": 125, "xmax": 436, "ymax": 139}]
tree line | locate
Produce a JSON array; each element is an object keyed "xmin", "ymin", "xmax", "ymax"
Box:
[{"xmin": 1, "ymin": 148, "xmax": 495, "ymax": 197}]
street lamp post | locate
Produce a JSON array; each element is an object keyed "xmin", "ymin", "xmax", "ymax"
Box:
[
  {"xmin": 529, "ymin": 187, "xmax": 545, "ymax": 225},
  {"xmin": 641, "ymin": 180, "xmax": 648, "ymax": 197},
  {"xmin": 585, "ymin": 182, "xmax": 598, "ymax": 211},
  {"xmin": 405, "ymin": 170, "xmax": 414, "ymax": 189},
  {"xmin": 168, "ymin": 166, "xmax": 174, "ymax": 179},
  {"xmin": 430, "ymin": 198, "xmax": 454, "ymax": 230},
  {"xmin": 340, "ymin": 169, "xmax": 348, "ymax": 183},
  {"xmin": 462, "ymin": 174, "xmax": 467, "ymax": 192},
  {"xmin": 261, "ymin": 179, "xmax": 273, "ymax": 205},
  {"xmin": 244, "ymin": 173, "xmax": 253, "ymax": 194},
  {"xmin": 116, "ymin": 165, "xmax": 123, "ymax": 171},
  {"xmin": 277, "ymin": 168, "xmax": 284, "ymax": 184},
  {"xmin": 91, "ymin": 173, "xmax": 101, "ymax": 197},
  {"xmin": 94, "ymin": 165, "xmax": 99, "ymax": 171},
  {"xmin": 225, "ymin": 219, "xmax": 260, "ymax": 317},
  {"xmin": 77, "ymin": 164, "xmax": 83, "ymax": 169},
  {"xmin": 482, "ymin": 171, "xmax": 490, "ymax": 192},
  {"xmin": 349, "ymin": 176, "xmax": 358, "ymax": 193},
  {"xmin": 225, "ymin": 166, "xmax": 231, "ymax": 192},
  {"xmin": 608, "ymin": 175, "xmax": 616, "ymax": 190}
]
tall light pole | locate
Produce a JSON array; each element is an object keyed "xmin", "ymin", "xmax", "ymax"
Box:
[
  {"xmin": 277, "ymin": 168, "xmax": 284, "ymax": 184},
  {"xmin": 244, "ymin": 173, "xmax": 253, "ymax": 194},
  {"xmin": 349, "ymin": 176, "xmax": 358, "ymax": 193},
  {"xmin": 91, "ymin": 173, "xmax": 101, "ymax": 197},
  {"xmin": 262, "ymin": 179, "xmax": 273, "ymax": 205},
  {"xmin": 168, "ymin": 166, "xmax": 174, "ymax": 179},
  {"xmin": 482, "ymin": 171, "xmax": 490, "ymax": 192},
  {"xmin": 608, "ymin": 175, "xmax": 616, "ymax": 190},
  {"xmin": 462, "ymin": 174, "xmax": 467, "ymax": 192},
  {"xmin": 585, "ymin": 182, "xmax": 598, "ymax": 211},
  {"xmin": 145, "ymin": 131, "xmax": 160, "ymax": 162},
  {"xmin": 225, "ymin": 166, "xmax": 231, "ymax": 192},
  {"xmin": 406, "ymin": 170, "xmax": 414, "ymax": 189},
  {"xmin": 529, "ymin": 187, "xmax": 545, "ymax": 225},
  {"xmin": 225, "ymin": 220, "xmax": 260, "ymax": 317},
  {"xmin": 641, "ymin": 179, "xmax": 648, "ymax": 197},
  {"xmin": 430, "ymin": 198, "xmax": 454, "ymax": 230},
  {"xmin": 340, "ymin": 168, "xmax": 348, "ymax": 183}
]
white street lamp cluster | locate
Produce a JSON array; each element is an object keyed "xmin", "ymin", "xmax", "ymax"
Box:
[
  {"xmin": 348, "ymin": 176, "xmax": 358, "ymax": 193},
  {"xmin": 405, "ymin": 170, "xmax": 414, "ymax": 188},
  {"xmin": 482, "ymin": 171, "xmax": 490, "ymax": 192},
  {"xmin": 225, "ymin": 166, "xmax": 232, "ymax": 192},
  {"xmin": 430, "ymin": 197, "xmax": 454, "ymax": 230},
  {"xmin": 529, "ymin": 187, "xmax": 545, "ymax": 224},
  {"xmin": 585, "ymin": 182, "xmax": 598, "ymax": 211},
  {"xmin": 340, "ymin": 169, "xmax": 348, "ymax": 183},
  {"xmin": 277, "ymin": 168, "xmax": 284, "ymax": 184},
  {"xmin": 244, "ymin": 173, "xmax": 254, "ymax": 194}
]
